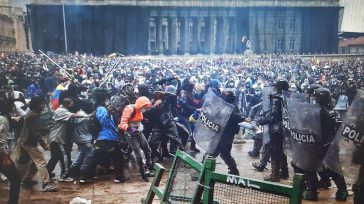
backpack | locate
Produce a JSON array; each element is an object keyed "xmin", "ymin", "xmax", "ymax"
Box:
[
  {"xmin": 88, "ymin": 104, "xmax": 137, "ymax": 140},
  {"xmin": 89, "ymin": 94, "xmax": 130, "ymax": 139},
  {"xmin": 88, "ymin": 107, "xmax": 102, "ymax": 140}
]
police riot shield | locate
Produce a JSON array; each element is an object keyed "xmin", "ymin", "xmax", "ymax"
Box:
[
  {"xmin": 286, "ymin": 99, "xmax": 322, "ymax": 171},
  {"xmin": 282, "ymin": 91, "xmax": 307, "ymax": 157},
  {"xmin": 193, "ymin": 88, "xmax": 234, "ymax": 155},
  {"xmin": 282, "ymin": 91, "xmax": 293, "ymax": 158},
  {"xmin": 262, "ymin": 86, "xmax": 272, "ymax": 145},
  {"xmin": 323, "ymin": 90, "xmax": 364, "ymax": 182}
]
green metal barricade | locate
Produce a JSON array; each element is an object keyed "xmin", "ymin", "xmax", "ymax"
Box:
[
  {"xmin": 143, "ymin": 150, "xmax": 205, "ymax": 204},
  {"xmin": 201, "ymin": 157, "xmax": 303, "ymax": 204},
  {"xmin": 143, "ymin": 150, "xmax": 304, "ymax": 204}
]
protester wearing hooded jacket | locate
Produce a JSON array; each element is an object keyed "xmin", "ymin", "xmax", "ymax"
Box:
[{"xmin": 118, "ymin": 96, "xmax": 154, "ymax": 182}]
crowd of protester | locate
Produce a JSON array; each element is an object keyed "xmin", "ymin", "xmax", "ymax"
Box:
[{"xmin": 0, "ymin": 51, "xmax": 363, "ymax": 203}]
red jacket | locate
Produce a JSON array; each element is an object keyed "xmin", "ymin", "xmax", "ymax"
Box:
[{"xmin": 118, "ymin": 96, "xmax": 151, "ymax": 131}]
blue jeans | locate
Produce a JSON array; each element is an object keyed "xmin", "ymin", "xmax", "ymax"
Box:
[
  {"xmin": 81, "ymin": 140, "xmax": 125, "ymax": 180},
  {"xmin": 72, "ymin": 143, "xmax": 93, "ymax": 172}
]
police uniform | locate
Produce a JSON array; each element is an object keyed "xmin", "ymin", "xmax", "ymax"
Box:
[{"xmin": 258, "ymin": 78, "xmax": 289, "ymax": 182}]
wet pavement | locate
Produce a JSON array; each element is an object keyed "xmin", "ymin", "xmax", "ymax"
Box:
[{"xmin": 0, "ymin": 140, "xmax": 353, "ymax": 204}]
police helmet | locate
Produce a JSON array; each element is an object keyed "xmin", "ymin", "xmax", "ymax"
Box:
[
  {"xmin": 109, "ymin": 95, "xmax": 128, "ymax": 112},
  {"xmin": 221, "ymin": 89, "xmax": 236, "ymax": 104},
  {"xmin": 273, "ymin": 78, "xmax": 289, "ymax": 94},
  {"xmin": 314, "ymin": 87, "xmax": 331, "ymax": 106}
]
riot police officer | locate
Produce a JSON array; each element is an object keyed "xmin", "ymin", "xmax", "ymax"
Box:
[
  {"xmin": 314, "ymin": 88, "xmax": 348, "ymax": 201},
  {"xmin": 209, "ymin": 89, "xmax": 245, "ymax": 175},
  {"xmin": 258, "ymin": 78, "xmax": 289, "ymax": 182}
]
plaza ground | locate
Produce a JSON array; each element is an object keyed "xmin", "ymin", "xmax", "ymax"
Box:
[{"xmin": 0, "ymin": 140, "xmax": 354, "ymax": 204}]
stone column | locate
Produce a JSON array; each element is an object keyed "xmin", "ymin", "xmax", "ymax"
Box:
[
  {"xmin": 178, "ymin": 17, "xmax": 184, "ymax": 54},
  {"xmin": 190, "ymin": 17, "xmax": 198, "ymax": 54},
  {"xmin": 183, "ymin": 17, "xmax": 190, "ymax": 54},
  {"xmin": 147, "ymin": 18, "xmax": 152, "ymax": 55},
  {"xmin": 157, "ymin": 17, "xmax": 163, "ymax": 55},
  {"xmin": 167, "ymin": 17, "xmax": 172, "ymax": 55},
  {"xmin": 230, "ymin": 17, "xmax": 237, "ymax": 53},
  {"xmin": 196, "ymin": 17, "xmax": 202, "ymax": 53},
  {"xmin": 204, "ymin": 17, "xmax": 210, "ymax": 54},
  {"xmin": 176, "ymin": 18, "xmax": 181, "ymax": 54},
  {"xmin": 222, "ymin": 16, "xmax": 229, "ymax": 53},
  {"xmin": 216, "ymin": 17, "xmax": 224, "ymax": 54},
  {"xmin": 209, "ymin": 16, "xmax": 216, "ymax": 54},
  {"xmin": 169, "ymin": 17, "xmax": 178, "ymax": 55},
  {"xmin": 163, "ymin": 19, "xmax": 168, "ymax": 55}
]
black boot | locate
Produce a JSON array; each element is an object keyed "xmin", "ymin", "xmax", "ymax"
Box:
[
  {"xmin": 318, "ymin": 168, "xmax": 331, "ymax": 189},
  {"xmin": 228, "ymin": 168, "xmax": 240, "ymax": 176},
  {"xmin": 318, "ymin": 178, "xmax": 331, "ymax": 189},
  {"xmin": 252, "ymin": 162, "xmax": 266, "ymax": 172}
]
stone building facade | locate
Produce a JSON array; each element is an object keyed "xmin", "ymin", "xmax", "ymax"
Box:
[
  {"xmin": 27, "ymin": 0, "xmax": 341, "ymax": 55},
  {"xmin": 0, "ymin": 0, "xmax": 28, "ymax": 51},
  {"xmin": 0, "ymin": 0, "xmax": 16, "ymax": 51},
  {"xmin": 146, "ymin": 8, "xmax": 248, "ymax": 55}
]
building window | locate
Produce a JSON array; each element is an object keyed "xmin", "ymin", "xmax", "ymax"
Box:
[
  {"xmin": 289, "ymin": 38, "xmax": 295, "ymax": 50},
  {"xmin": 278, "ymin": 19, "xmax": 285, "ymax": 29},
  {"xmin": 277, "ymin": 39, "xmax": 284, "ymax": 51},
  {"xmin": 289, "ymin": 19, "xmax": 295, "ymax": 30}
]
